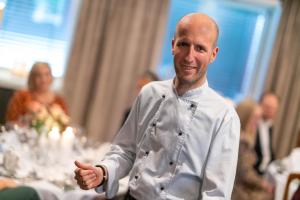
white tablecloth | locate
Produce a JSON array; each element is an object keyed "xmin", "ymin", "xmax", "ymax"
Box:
[
  {"xmin": 0, "ymin": 129, "xmax": 129, "ymax": 200},
  {"xmin": 265, "ymin": 148, "xmax": 300, "ymax": 200}
]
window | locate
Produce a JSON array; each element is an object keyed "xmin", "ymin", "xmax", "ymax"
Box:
[
  {"xmin": 0, "ymin": 0, "xmax": 80, "ymax": 77},
  {"xmin": 157, "ymin": 0, "xmax": 281, "ymax": 101}
]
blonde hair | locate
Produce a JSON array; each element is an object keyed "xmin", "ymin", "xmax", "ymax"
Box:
[
  {"xmin": 27, "ymin": 62, "xmax": 52, "ymax": 91},
  {"xmin": 236, "ymin": 99, "xmax": 257, "ymax": 132}
]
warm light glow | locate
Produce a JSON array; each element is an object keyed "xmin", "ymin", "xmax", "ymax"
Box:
[
  {"xmin": 48, "ymin": 127, "xmax": 60, "ymax": 141},
  {"xmin": 61, "ymin": 126, "xmax": 75, "ymax": 151},
  {"xmin": 62, "ymin": 126, "xmax": 74, "ymax": 140},
  {"xmin": 0, "ymin": 2, "xmax": 5, "ymax": 10}
]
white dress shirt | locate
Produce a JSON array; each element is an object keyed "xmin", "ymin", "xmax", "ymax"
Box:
[
  {"xmin": 96, "ymin": 79, "xmax": 240, "ymax": 200},
  {"xmin": 258, "ymin": 120, "xmax": 273, "ymax": 172}
]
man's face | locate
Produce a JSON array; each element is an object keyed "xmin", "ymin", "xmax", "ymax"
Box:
[
  {"xmin": 172, "ymin": 18, "xmax": 218, "ymax": 88},
  {"xmin": 261, "ymin": 94, "xmax": 279, "ymax": 121}
]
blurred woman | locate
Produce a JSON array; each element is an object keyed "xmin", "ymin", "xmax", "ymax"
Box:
[
  {"xmin": 5, "ymin": 62, "xmax": 68, "ymax": 128},
  {"xmin": 232, "ymin": 99, "xmax": 273, "ymax": 200}
]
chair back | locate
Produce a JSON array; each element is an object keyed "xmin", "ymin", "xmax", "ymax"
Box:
[{"xmin": 283, "ymin": 173, "xmax": 300, "ymax": 200}]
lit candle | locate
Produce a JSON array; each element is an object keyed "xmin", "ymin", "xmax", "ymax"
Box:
[
  {"xmin": 48, "ymin": 127, "xmax": 60, "ymax": 148},
  {"xmin": 61, "ymin": 126, "xmax": 75, "ymax": 152}
]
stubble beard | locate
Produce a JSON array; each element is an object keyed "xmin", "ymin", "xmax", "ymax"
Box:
[{"xmin": 175, "ymin": 66, "xmax": 204, "ymax": 88}]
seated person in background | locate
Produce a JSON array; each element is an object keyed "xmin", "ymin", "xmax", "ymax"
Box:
[
  {"xmin": 254, "ymin": 92, "xmax": 279, "ymax": 175},
  {"xmin": 232, "ymin": 99, "xmax": 273, "ymax": 200},
  {"xmin": 121, "ymin": 69, "xmax": 159, "ymax": 125},
  {"xmin": 5, "ymin": 62, "xmax": 69, "ymax": 129},
  {"xmin": 0, "ymin": 178, "xmax": 40, "ymax": 200}
]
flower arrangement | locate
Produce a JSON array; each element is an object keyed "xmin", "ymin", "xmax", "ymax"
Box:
[{"xmin": 30, "ymin": 104, "xmax": 70, "ymax": 134}]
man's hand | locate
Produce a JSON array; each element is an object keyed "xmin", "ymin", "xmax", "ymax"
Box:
[{"xmin": 74, "ymin": 160, "xmax": 103, "ymax": 190}]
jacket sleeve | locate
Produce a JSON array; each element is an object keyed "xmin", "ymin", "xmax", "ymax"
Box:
[
  {"xmin": 95, "ymin": 94, "xmax": 142, "ymax": 199},
  {"xmin": 200, "ymin": 108, "xmax": 240, "ymax": 200},
  {"xmin": 5, "ymin": 91, "xmax": 26, "ymax": 122}
]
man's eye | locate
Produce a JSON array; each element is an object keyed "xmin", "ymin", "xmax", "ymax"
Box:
[
  {"xmin": 177, "ymin": 42, "xmax": 188, "ymax": 47},
  {"xmin": 195, "ymin": 46, "xmax": 205, "ymax": 52}
]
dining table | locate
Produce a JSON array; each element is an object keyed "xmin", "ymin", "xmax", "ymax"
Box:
[
  {"xmin": 265, "ymin": 148, "xmax": 300, "ymax": 200},
  {"xmin": 0, "ymin": 126, "xmax": 129, "ymax": 200}
]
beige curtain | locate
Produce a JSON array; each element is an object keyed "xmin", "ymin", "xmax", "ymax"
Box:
[
  {"xmin": 64, "ymin": 0, "xmax": 169, "ymax": 142},
  {"xmin": 265, "ymin": 0, "xmax": 300, "ymax": 158}
]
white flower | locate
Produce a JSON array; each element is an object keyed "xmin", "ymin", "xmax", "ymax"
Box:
[{"xmin": 30, "ymin": 104, "xmax": 70, "ymax": 134}]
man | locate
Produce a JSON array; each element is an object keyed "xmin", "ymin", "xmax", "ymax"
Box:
[
  {"xmin": 74, "ymin": 13, "xmax": 240, "ymax": 200},
  {"xmin": 254, "ymin": 92, "xmax": 279, "ymax": 175}
]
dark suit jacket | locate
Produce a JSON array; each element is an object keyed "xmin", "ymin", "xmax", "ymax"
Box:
[{"xmin": 254, "ymin": 126, "xmax": 275, "ymax": 175}]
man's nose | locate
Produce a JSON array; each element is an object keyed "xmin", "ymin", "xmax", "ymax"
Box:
[{"xmin": 184, "ymin": 46, "xmax": 195, "ymax": 62}]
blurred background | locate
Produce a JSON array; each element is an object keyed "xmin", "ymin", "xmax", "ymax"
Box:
[{"xmin": 0, "ymin": 0, "xmax": 299, "ymax": 159}]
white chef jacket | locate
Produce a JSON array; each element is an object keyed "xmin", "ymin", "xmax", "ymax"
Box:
[{"xmin": 96, "ymin": 79, "xmax": 240, "ymax": 200}]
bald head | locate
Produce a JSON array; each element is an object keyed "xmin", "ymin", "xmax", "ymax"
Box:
[
  {"xmin": 175, "ymin": 13, "xmax": 219, "ymax": 47},
  {"xmin": 171, "ymin": 13, "xmax": 220, "ymax": 93}
]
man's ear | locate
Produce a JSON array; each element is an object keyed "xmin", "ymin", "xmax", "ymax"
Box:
[
  {"xmin": 171, "ymin": 39, "xmax": 175, "ymax": 55},
  {"xmin": 209, "ymin": 47, "xmax": 219, "ymax": 64}
]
